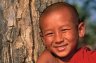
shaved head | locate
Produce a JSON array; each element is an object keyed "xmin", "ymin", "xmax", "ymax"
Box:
[
  {"xmin": 41, "ymin": 2, "xmax": 79, "ymax": 16},
  {"xmin": 39, "ymin": 2, "xmax": 80, "ymax": 27}
]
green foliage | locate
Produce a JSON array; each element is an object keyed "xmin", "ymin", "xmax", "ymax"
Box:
[{"xmin": 65, "ymin": 0, "xmax": 96, "ymax": 49}]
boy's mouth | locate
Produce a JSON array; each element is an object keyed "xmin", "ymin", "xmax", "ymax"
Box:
[{"xmin": 53, "ymin": 44, "xmax": 68, "ymax": 52}]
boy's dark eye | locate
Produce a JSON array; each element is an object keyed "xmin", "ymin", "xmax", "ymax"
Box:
[
  {"xmin": 61, "ymin": 29, "xmax": 70, "ymax": 32},
  {"xmin": 45, "ymin": 32, "xmax": 54, "ymax": 36}
]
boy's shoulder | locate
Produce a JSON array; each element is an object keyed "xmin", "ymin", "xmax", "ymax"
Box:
[
  {"xmin": 71, "ymin": 47, "xmax": 96, "ymax": 63},
  {"xmin": 36, "ymin": 50, "xmax": 55, "ymax": 63}
]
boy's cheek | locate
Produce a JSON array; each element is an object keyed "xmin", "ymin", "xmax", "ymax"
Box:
[
  {"xmin": 43, "ymin": 38, "xmax": 52, "ymax": 47},
  {"xmin": 43, "ymin": 37, "xmax": 53, "ymax": 47}
]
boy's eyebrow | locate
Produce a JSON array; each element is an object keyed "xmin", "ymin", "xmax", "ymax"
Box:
[
  {"xmin": 42, "ymin": 29, "xmax": 53, "ymax": 33},
  {"xmin": 58, "ymin": 24, "xmax": 73, "ymax": 29},
  {"xmin": 42, "ymin": 25, "xmax": 72, "ymax": 31},
  {"xmin": 60, "ymin": 24, "xmax": 72, "ymax": 27}
]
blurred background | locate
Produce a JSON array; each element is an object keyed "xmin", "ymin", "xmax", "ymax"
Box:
[{"xmin": 65, "ymin": 0, "xmax": 96, "ymax": 49}]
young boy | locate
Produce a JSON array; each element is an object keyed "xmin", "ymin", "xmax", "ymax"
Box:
[{"xmin": 37, "ymin": 2, "xmax": 96, "ymax": 63}]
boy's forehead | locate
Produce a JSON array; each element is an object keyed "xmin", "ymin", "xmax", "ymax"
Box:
[
  {"xmin": 39, "ymin": 9, "xmax": 78, "ymax": 32},
  {"xmin": 40, "ymin": 7, "xmax": 77, "ymax": 25},
  {"xmin": 39, "ymin": 2, "xmax": 79, "ymax": 29},
  {"xmin": 41, "ymin": 6, "xmax": 75, "ymax": 18}
]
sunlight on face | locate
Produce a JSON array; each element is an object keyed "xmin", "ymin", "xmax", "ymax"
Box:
[{"xmin": 40, "ymin": 8, "xmax": 84, "ymax": 58}]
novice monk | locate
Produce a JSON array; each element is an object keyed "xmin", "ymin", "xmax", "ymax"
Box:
[{"xmin": 37, "ymin": 2, "xmax": 96, "ymax": 63}]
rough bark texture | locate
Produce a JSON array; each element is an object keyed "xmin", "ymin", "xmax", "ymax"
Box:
[{"xmin": 0, "ymin": 0, "xmax": 65, "ymax": 63}]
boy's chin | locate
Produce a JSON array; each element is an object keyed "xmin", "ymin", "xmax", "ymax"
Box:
[
  {"xmin": 51, "ymin": 51, "xmax": 69, "ymax": 58},
  {"xmin": 57, "ymin": 53, "xmax": 69, "ymax": 58}
]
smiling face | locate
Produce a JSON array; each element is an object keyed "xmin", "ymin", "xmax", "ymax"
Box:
[{"xmin": 39, "ymin": 7, "xmax": 85, "ymax": 58}]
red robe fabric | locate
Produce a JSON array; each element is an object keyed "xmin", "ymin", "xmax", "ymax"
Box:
[{"xmin": 70, "ymin": 47, "xmax": 96, "ymax": 63}]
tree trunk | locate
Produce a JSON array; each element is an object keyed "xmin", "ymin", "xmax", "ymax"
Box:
[{"xmin": 0, "ymin": 0, "xmax": 64, "ymax": 63}]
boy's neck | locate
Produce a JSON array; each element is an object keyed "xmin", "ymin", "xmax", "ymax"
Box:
[
  {"xmin": 53, "ymin": 48, "xmax": 78, "ymax": 63},
  {"xmin": 55, "ymin": 57, "xmax": 69, "ymax": 63}
]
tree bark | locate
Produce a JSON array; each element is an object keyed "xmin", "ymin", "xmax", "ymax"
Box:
[{"xmin": 0, "ymin": 0, "xmax": 65, "ymax": 63}]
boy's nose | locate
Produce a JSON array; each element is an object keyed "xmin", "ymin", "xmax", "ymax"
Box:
[{"xmin": 54, "ymin": 32, "xmax": 64, "ymax": 44}]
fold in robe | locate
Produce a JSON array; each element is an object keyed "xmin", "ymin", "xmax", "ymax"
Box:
[{"xmin": 70, "ymin": 47, "xmax": 96, "ymax": 63}]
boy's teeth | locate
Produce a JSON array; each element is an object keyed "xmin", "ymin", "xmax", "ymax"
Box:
[{"xmin": 57, "ymin": 46, "xmax": 65, "ymax": 51}]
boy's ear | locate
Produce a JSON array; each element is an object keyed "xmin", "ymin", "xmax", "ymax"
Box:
[{"xmin": 78, "ymin": 22, "xmax": 85, "ymax": 38}]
